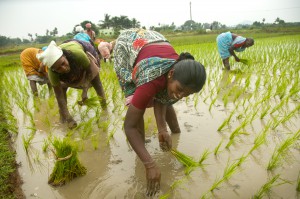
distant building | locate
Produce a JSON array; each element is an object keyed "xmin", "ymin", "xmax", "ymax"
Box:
[{"xmin": 99, "ymin": 28, "xmax": 114, "ymax": 36}]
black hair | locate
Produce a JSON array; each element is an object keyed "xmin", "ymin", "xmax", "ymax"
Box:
[
  {"xmin": 173, "ymin": 53, "xmax": 206, "ymax": 92},
  {"xmin": 59, "ymin": 49, "xmax": 85, "ymax": 84},
  {"xmin": 178, "ymin": 52, "xmax": 194, "ymax": 61}
]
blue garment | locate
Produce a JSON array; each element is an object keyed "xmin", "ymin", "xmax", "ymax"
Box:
[
  {"xmin": 74, "ymin": 33, "xmax": 91, "ymax": 43},
  {"xmin": 216, "ymin": 32, "xmax": 246, "ymax": 59}
]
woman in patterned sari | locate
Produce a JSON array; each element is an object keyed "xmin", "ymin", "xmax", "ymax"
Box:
[
  {"xmin": 217, "ymin": 31, "xmax": 254, "ymax": 70},
  {"xmin": 113, "ymin": 28, "xmax": 206, "ymax": 196}
]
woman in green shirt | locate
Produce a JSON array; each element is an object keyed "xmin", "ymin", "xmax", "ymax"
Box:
[{"xmin": 37, "ymin": 40, "xmax": 106, "ymax": 128}]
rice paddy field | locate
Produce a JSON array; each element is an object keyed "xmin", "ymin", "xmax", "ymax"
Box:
[{"xmin": 0, "ymin": 32, "xmax": 299, "ymax": 199}]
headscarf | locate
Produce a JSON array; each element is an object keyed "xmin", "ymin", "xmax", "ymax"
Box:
[{"xmin": 36, "ymin": 40, "xmax": 63, "ymax": 68}]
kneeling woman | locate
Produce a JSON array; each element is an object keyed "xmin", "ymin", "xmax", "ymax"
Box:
[
  {"xmin": 113, "ymin": 28, "xmax": 206, "ymax": 196},
  {"xmin": 37, "ymin": 40, "xmax": 106, "ymax": 128}
]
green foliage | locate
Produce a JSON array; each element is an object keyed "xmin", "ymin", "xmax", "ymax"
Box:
[{"xmin": 48, "ymin": 137, "xmax": 86, "ymax": 186}]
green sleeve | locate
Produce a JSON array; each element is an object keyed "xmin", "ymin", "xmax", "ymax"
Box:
[
  {"xmin": 48, "ymin": 69, "xmax": 60, "ymax": 87},
  {"xmin": 60, "ymin": 42, "xmax": 90, "ymax": 69}
]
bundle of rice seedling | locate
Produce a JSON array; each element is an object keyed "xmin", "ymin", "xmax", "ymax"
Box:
[
  {"xmin": 170, "ymin": 149, "xmax": 198, "ymax": 168},
  {"xmin": 48, "ymin": 137, "xmax": 86, "ymax": 186},
  {"xmin": 239, "ymin": 59, "xmax": 251, "ymax": 66}
]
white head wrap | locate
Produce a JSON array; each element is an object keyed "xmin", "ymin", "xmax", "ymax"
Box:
[
  {"xmin": 75, "ymin": 26, "xmax": 84, "ymax": 33},
  {"xmin": 36, "ymin": 41, "xmax": 63, "ymax": 68}
]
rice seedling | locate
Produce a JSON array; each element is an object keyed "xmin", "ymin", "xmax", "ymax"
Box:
[
  {"xmin": 209, "ymin": 176, "xmax": 225, "ymax": 192},
  {"xmin": 267, "ymin": 129, "xmax": 300, "ymax": 170},
  {"xmin": 209, "ymin": 96, "xmax": 218, "ymax": 112},
  {"xmin": 260, "ymin": 103, "xmax": 271, "ymax": 119},
  {"xmin": 272, "ymin": 104, "xmax": 300, "ymax": 129},
  {"xmin": 42, "ymin": 138, "xmax": 50, "ymax": 152},
  {"xmin": 222, "ymin": 158, "xmax": 241, "ymax": 181},
  {"xmin": 48, "ymin": 137, "xmax": 86, "ymax": 186},
  {"xmin": 217, "ymin": 110, "xmax": 235, "ymax": 132},
  {"xmin": 297, "ymin": 171, "xmax": 300, "ymax": 192},
  {"xmin": 22, "ymin": 132, "xmax": 35, "ymax": 153},
  {"xmin": 82, "ymin": 96, "xmax": 101, "ymax": 107},
  {"xmin": 198, "ymin": 149, "xmax": 211, "ymax": 165},
  {"xmin": 91, "ymin": 134, "xmax": 100, "ymax": 150},
  {"xmin": 226, "ymin": 118, "xmax": 250, "ymax": 148},
  {"xmin": 159, "ymin": 177, "xmax": 188, "ymax": 199},
  {"xmin": 269, "ymin": 97, "xmax": 288, "ymax": 115},
  {"xmin": 214, "ymin": 139, "xmax": 223, "ymax": 155},
  {"xmin": 170, "ymin": 149, "xmax": 199, "ymax": 174},
  {"xmin": 106, "ymin": 127, "xmax": 117, "ymax": 145},
  {"xmin": 209, "ymin": 156, "xmax": 244, "ymax": 192},
  {"xmin": 249, "ymin": 122, "xmax": 271, "ymax": 154},
  {"xmin": 252, "ymin": 174, "xmax": 287, "ymax": 199},
  {"xmin": 77, "ymin": 117, "xmax": 95, "ymax": 140}
]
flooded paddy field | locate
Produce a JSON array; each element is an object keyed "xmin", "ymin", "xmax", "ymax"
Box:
[{"xmin": 1, "ymin": 34, "xmax": 299, "ymax": 199}]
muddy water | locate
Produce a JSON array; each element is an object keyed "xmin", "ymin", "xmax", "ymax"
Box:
[
  {"xmin": 5, "ymin": 64, "xmax": 298, "ymax": 199},
  {"xmin": 13, "ymin": 94, "xmax": 300, "ymax": 199}
]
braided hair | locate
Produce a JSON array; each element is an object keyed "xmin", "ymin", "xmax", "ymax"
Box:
[{"xmin": 172, "ymin": 52, "xmax": 206, "ymax": 92}]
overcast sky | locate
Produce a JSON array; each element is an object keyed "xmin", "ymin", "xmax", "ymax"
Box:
[{"xmin": 1, "ymin": 0, "xmax": 300, "ymax": 39}]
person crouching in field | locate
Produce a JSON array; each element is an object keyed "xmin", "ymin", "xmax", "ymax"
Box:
[
  {"xmin": 113, "ymin": 28, "xmax": 206, "ymax": 196},
  {"xmin": 37, "ymin": 40, "xmax": 106, "ymax": 129},
  {"xmin": 98, "ymin": 40, "xmax": 115, "ymax": 63},
  {"xmin": 216, "ymin": 31, "xmax": 254, "ymax": 70},
  {"xmin": 73, "ymin": 25, "xmax": 94, "ymax": 47},
  {"xmin": 20, "ymin": 48, "xmax": 52, "ymax": 97}
]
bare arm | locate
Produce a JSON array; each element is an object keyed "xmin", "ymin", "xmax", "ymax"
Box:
[
  {"xmin": 229, "ymin": 46, "xmax": 240, "ymax": 62},
  {"xmin": 53, "ymin": 84, "xmax": 77, "ymax": 128},
  {"xmin": 229, "ymin": 33, "xmax": 240, "ymax": 61},
  {"xmin": 153, "ymin": 101, "xmax": 172, "ymax": 150},
  {"xmin": 124, "ymin": 105, "xmax": 161, "ymax": 196},
  {"xmin": 124, "ymin": 105, "xmax": 151, "ymax": 162},
  {"xmin": 29, "ymin": 80, "xmax": 38, "ymax": 96}
]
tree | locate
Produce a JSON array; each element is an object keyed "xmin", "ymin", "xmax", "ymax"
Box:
[
  {"xmin": 211, "ymin": 21, "xmax": 222, "ymax": 29},
  {"xmin": 28, "ymin": 33, "xmax": 33, "ymax": 41},
  {"xmin": 0, "ymin": 35, "xmax": 10, "ymax": 47},
  {"xmin": 181, "ymin": 20, "xmax": 202, "ymax": 31},
  {"xmin": 275, "ymin": 17, "xmax": 285, "ymax": 25},
  {"xmin": 99, "ymin": 14, "xmax": 111, "ymax": 29},
  {"xmin": 50, "ymin": 27, "xmax": 58, "ymax": 36},
  {"xmin": 131, "ymin": 18, "xmax": 141, "ymax": 28}
]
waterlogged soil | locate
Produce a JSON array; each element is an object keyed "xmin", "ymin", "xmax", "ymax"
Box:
[
  {"xmin": 10, "ymin": 70, "xmax": 300, "ymax": 199},
  {"xmin": 13, "ymin": 99, "xmax": 300, "ymax": 199}
]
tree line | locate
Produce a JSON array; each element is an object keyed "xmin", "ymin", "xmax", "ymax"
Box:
[{"xmin": 0, "ymin": 15, "xmax": 299, "ymax": 47}]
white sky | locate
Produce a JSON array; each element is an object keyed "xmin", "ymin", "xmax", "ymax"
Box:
[{"xmin": 0, "ymin": 0, "xmax": 300, "ymax": 39}]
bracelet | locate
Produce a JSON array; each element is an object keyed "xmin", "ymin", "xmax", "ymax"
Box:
[
  {"xmin": 158, "ymin": 128, "xmax": 168, "ymax": 134},
  {"xmin": 143, "ymin": 160, "xmax": 156, "ymax": 169}
]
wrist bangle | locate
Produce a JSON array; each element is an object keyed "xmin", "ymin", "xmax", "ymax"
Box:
[
  {"xmin": 158, "ymin": 128, "xmax": 168, "ymax": 134},
  {"xmin": 143, "ymin": 160, "xmax": 155, "ymax": 169}
]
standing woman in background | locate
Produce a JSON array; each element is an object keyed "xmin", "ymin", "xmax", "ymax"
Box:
[{"xmin": 84, "ymin": 22, "xmax": 96, "ymax": 42}]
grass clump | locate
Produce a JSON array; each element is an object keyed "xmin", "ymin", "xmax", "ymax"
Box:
[
  {"xmin": 239, "ymin": 58, "xmax": 251, "ymax": 66},
  {"xmin": 171, "ymin": 149, "xmax": 199, "ymax": 174},
  {"xmin": 48, "ymin": 137, "xmax": 86, "ymax": 186}
]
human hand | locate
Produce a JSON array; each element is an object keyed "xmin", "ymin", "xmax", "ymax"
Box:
[
  {"xmin": 145, "ymin": 161, "xmax": 161, "ymax": 196},
  {"xmin": 67, "ymin": 118, "xmax": 77, "ymax": 129},
  {"xmin": 158, "ymin": 131, "xmax": 172, "ymax": 151}
]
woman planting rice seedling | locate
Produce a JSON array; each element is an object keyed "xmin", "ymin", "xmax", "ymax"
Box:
[
  {"xmin": 216, "ymin": 31, "xmax": 254, "ymax": 70},
  {"xmin": 113, "ymin": 28, "xmax": 206, "ymax": 196},
  {"xmin": 20, "ymin": 47, "xmax": 52, "ymax": 97},
  {"xmin": 37, "ymin": 40, "xmax": 106, "ymax": 129}
]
